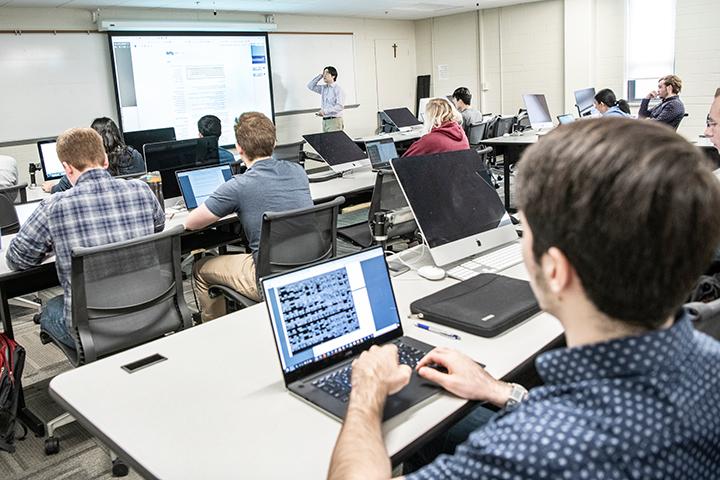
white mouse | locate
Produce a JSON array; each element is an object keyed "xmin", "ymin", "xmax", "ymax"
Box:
[{"xmin": 417, "ymin": 265, "xmax": 446, "ymax": 281}]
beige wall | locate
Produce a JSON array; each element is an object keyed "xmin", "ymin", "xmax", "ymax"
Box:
[{"xmin": 0, "ymin": 7, "xmax": 417, "ymax": 183}]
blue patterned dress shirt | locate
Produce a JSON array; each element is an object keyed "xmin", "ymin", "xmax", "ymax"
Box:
[
  {"xmin": 407, "ymin": 310, "xmax": 720, "ymax": 479},
  {"xmin": 307, "ymin": 74, "xmax": 345, "ymax": 117},
  {"xmin": 6, "ymin": 168, "xmax": 165, "ymax": 325}
]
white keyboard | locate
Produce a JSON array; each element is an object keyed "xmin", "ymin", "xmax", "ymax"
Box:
[{"xmin": 446, "ymin": 243, "xmax": 523, "ymax": 281}]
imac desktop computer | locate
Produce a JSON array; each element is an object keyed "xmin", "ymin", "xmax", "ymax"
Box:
[
  {"xmin": 143, "ymin": 137, "xmax": 220, "ymax": 199},
  {"xmin": 123, "ymin": 127, "xmax": 176, "ymax": 156},
  {"xmin": 574, "ymin": 87, "xmax": 596, "ymax": 117},
  {"xmin": 37, "ymin": 138, "xmax": 64, "ymax": 180},
  {"xmin": 302, "ymin": 131, "xmax": 370, "ymax": 180},
  {"xmin": 379, "ymin": 108, "xmax": 423, "ymax": 133},
  {"xmin": 522, "ymin": 94, "xmax": 554, "ymax": 132}
]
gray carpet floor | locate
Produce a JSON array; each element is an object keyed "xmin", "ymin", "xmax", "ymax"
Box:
[{"xmin": 0, "ymin": 164, "xmax": 513, "ymax": 479}]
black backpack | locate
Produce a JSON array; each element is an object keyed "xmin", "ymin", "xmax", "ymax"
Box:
[{"xmin": 0, "ymin": 333, "xmax": 27, "ymax": 452}]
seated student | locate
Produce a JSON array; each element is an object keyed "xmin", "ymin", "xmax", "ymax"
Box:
[
  {"xmin": 706, "ymin": 90, "xmax": 720, "ymax": 153},
  {"xmin": 0, "ymin": 154, "xmax": 18, "ymax": 188},
  {"xmin": 185, "ymin": 112, "xmax": 312, "ymax": 322},
  {"xmin": 198, "ymin": 114, "xmax": 236, "ymax": 164},
  {"xmin": 639, "ymin": 74, "xmax": 686, "ymax": 129},
  {"xmin": 327, "ymin": 118, "xmax": 720, "ymax": 479},
  {"xmin": 402, "ymin": 99, "xmax": 469, "ymax": 157},
  {"xmin": 452, "ymin": 87, "xmax": 483, "ymax": 134},
  {"xmin": 44, "ymin": 117, "xmax": 144, "ymax": 193},
  {"xmin": 7, "ymin": 128, "xmax": 164, "ymax": 347},
  {"xmin": 594, "ymin": 88, "xmax": 630, "ymax": 117}
]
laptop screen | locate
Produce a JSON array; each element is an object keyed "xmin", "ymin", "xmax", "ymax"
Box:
[
  {"xmin": 176, "ymin": 164, "xmax": 233, "ymax": 210},
  {"xmin": 557, "ymin": 114, "xmax": 575, "ymax": 125},
  {"xmin": 365, "ymin": 139, "xmax": 398, "ymax": 168},
  {"xmin": 263, "ymin": 247, "xmax": 401, "ymax": 376},
  {"xmin": 37, "ymin": 140, "xmax": 64, "ymax": 180}
]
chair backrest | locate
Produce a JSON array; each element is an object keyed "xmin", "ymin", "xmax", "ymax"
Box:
[
  {"xmin": 68, "ymin": 225, "xmax": 191, "ymax": 365},
  {"xmin": 367, "ymin": 170, "xmax": 417, "ymax": 239},
  {"xmin": 273, "ymin": 141, "xmax": 306, "ymax": 164},
  {"xmin": 0, "ymin": 194, "xmax": 19, "ymax": 235},
  {"xmin": 0, "ymin": 183, "xmax": 28, "ymax": 205},
  {"xmin": 684, "ymin": 299, "xmax": 720, "ymax": 340},
  {"xmin": 467, "ymin": 122, "xmax": 488, "ymax": 146},
  {"xmin": 255, "ymin": 196, "xmax": 344, "ymax": 279}
]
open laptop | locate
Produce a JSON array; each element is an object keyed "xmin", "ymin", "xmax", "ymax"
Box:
[
  {"xmin": 391, "ymin": 150, "xmax": 522, "ymax": 281},
  {"xmin": 262, "ymin": 247, "xmax": 440, "ymax": 421},
  {"xmin": 364, "ymin": 137, "xmax": 398, "ymax": 171},
  {"xmin": 557, "ymin": 114, "xmax": 575, "ymax": 125},
  {"xmin": 175, "ymin": 164, "xmax": 233, "ymax": 210},
  {"xmin": 37, "ymin": 138, "xmax": 64, "ymax": 180}
]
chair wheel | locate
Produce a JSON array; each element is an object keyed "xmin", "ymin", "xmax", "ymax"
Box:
[
  {"xmin": 112, "ymin": 458, "xmax": 129, "ymax": 477},
  {"xmin": 32, "ymin": 296, "xmax": 42, "ymax": 305},
  {"xmin": 33, "ymin": 314, "xmax": 41, "ymax": 325},
  {"xmin": 44, "ymin": 436, "xmax": 60, "ymax": 455}
]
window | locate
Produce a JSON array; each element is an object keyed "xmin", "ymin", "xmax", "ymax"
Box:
[{"xmin": 625, "ymin": 0, "xmax": 676, "ymax": 102}]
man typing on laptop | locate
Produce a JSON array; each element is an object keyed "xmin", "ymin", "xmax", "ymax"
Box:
[{"xmin": 328, "ymin": 118, "xmax": 720, "ymax": 478}]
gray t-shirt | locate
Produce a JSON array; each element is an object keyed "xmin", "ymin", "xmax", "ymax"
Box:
[
  {"xmin": 461, "ymin": 108, "xmax": 483, "ymax": 133},
  {"xmin": 0, "ymin": 155, "xmax": 18, "ymax": 188},
  {"xmin": 204, "ymin": 158, "xmax": 313, "ymax": 256}
]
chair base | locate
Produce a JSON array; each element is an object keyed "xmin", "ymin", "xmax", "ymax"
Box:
[{"xmin": 44, "ymin": 412, "xmax": 75, "ymax": 455}]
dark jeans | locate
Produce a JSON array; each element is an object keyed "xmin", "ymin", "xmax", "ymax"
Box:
[
  {"xmin": 39, "ymin": 295, "xmax": 75, "ymax": 348},
  {"xmin": 403, "ymin": 404, "xmax": 497, "ymax": 474}
]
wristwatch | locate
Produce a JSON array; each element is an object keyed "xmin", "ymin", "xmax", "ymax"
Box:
[{"xmin": 504, "ymin": 383, "xmax": 528, "ymax": 410}]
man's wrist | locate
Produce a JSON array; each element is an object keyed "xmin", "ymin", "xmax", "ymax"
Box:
[
  {"xmin": 348, "ymin": 380, "xmax": 386, "ymax": 418},
  {"xmin": 486, "ymin": 380, "xmax": 514, "ymax": 408}
]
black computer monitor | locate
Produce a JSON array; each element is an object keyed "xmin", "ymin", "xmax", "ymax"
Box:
[
  {"xmin": 302, "ymin": 131, "xmax": 370, "ymax": 173},
  {"xmin": 36, "ymin": 138, "xmax": 64, "ymax": 180},
  {"xmin": 574, "ymin": 88, "xmax": 596, "ymax": 116},
  {"xmin": 382, "ymin": 108, "xmax": 422, "ymax": 129},
  {"xmin": 124, "ymin": 127, "xmax": 176, "ymax": 155},
  {"xmin": 143, "ymin": 137, "xmax": 220, "ymax": 199}
]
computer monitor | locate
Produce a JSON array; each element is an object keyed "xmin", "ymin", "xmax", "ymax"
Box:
[
  {"xmin": 522, "ymin": 94, "xmax": 553, "ymax": 131},
  {"xmin": 36, "ymin": 139, "xmax": 64, "ymax": 180},
  {"xmin": 557, "ymin": 114, "xmax": 575, "ymax": 125},
  {"xmin": 391, "ymin": 149, "xmax": 516, "ymax": 267},
  {"xmin": 417, "ymin": 98, "xmax": 431, "ymax": 122},
  {"xmin": 364, "ymin": 138, "xmax": 398, "ymax": 170},
  {"xmin": 381, "ymin": 108, "xmax": 423, "ymax": 130},
  {"xmin": 574, "ymin": 87, "xmax": 596, "ymax": 116},
  {"xmin": 302, "ymin": 131, "xmax": 369, "ymax": 173},
  {"xmin": 123, "ymin": 127, "xmax": 176, "ymax": 155},
  {"xmin": 143, "ymin": 137, "xmax": 220, "ymax": 199},
  {"xmin": 176, "ymin": 164, "xmax": 233, "ymax": 210}
]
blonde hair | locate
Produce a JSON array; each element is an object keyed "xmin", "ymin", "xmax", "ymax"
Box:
[
  {"xmin": 56, "ymin": 128, "xmax": 106, "ymax": 170},
  {"xmin": 423, "ymin": 98, "xmax": 462, "ymax": 132}
]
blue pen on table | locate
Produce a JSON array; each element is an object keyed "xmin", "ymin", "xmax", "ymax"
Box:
[{"xmin": 415, "ymin": 322, "xmax": 461, "ymax": 340}]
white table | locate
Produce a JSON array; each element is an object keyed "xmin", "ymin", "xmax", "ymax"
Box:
[
  {"xmin": 49, "ymin": 244, "xmax": 563, "ymax": 479},
  {"xmin": 308, "ymin": 165, "xmax": 376, "ymax": 203}
]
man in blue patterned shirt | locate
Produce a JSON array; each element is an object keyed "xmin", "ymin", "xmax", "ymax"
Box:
[
  {"xmin": 6, "ymin": 128, "xmax": 164, "ymax": 348},
  {"xmin": 307, "ymin": 66, "xmax": 345, "ymax": 132},
  {"xmin": 328, "ymin": 118, "xmax": 720, "ymax": 479}
]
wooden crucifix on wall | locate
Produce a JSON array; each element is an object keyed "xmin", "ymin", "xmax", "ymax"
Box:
[{"xmin": 392, "ymin": 43, "xmax": 398, "ymax": 58}]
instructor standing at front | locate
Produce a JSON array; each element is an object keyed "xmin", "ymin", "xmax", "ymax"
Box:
[{"xmin": 307, "ymin": 66, "xmax": 345, "ymax": 132}]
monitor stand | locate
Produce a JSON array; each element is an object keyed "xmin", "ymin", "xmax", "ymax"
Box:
[{"xmin": 307, "ymin": 168, "xmax": 343, "ymax": 183}]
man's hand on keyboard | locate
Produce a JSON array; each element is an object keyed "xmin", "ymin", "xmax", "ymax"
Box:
[
  {"xmin": 351, "ymin": 345, "xmax": 412, "ymax": 401},
  {"xmin": 416, "ymin": 347, "xmax": 513, "ymax": 408}
]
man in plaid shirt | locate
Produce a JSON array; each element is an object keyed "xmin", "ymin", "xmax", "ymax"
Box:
[{"xmin": 6, "ymin": 127, "xmax": 164, "ymax": 347}]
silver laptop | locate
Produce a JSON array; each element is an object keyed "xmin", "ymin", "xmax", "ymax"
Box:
[
  {"xmin": 175, "ymin": 164, "xmax": 233, "ymax": 210},
  {"xmin": 364, "ymin": 137, "xmax": 398, "ymax": 171},
  {"xmin": 262, "ymin": 247, "xmax": 440, "ymax": 421}
]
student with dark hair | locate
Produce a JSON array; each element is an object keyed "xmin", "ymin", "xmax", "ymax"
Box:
[
  {"xmin": 706, "ymin": 92, "xmax": 720, "ymax": 153},
  {"xmin": 452, "ymin": 87, "xmax": 483, "ymax": 134},
  {"xmin": 327, "ymin": 118, "xmax": 720, "ymax": 479},
  {"xmin": 43, "ymin": 117, "xmax": 144, "ymax": 193},
  {"xmin": 639, "ymin": 74, "xmax": 686, "ymax": 129},
  {"xmin": 307, "ymin": 66, "xmax": 345, "ymax": 132},
  {"xmin": 593, "ymin": 88, "xmax": 630, "ymax": 117},
  {"xmin": 197, "ymin": 114, "xmax": 235, "ymax": 164}
]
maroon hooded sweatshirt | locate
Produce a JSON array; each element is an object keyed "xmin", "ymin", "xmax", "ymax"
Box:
[{"xmin": 401, "ymin": 121, "xmax": 470, "ymax": 157}]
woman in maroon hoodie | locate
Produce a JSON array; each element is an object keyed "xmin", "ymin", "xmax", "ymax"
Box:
[{"xmin": 402, "ymin": 98, "xmax": 469, "ymax": 157}]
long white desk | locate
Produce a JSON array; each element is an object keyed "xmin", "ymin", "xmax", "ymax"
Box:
[
  {"xmin": 308, "ymin": 165, "xmax": 376, "ymax": 203},
  {"xmin": 49, "ymin": 245, "xmax": 563, "ymax": 479}
]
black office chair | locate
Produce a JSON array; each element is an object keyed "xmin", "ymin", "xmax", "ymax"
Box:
[
  {"xmin": 684, "ymin": 298, "xmax": 720, "ymax": 340},
  {"xmin": 0, "ymin": 194, "xmax": 19, "ymax": 235},
  {"xmin": 337, "ymin": 171, "xmax": 417, "ymax": 249},
  {"xmin": 208, "ymin": 196, "xmax": 344, "ymax": 310},
  {"xmin": 467, "ymin": 121, "xmax": 488, "ymax": 147},
  {"xmin": 39, "ymin": 225, "xmax": 191, "ymax": 472},
  {"xmin": 0, "ymin": 182, "xmax": 28, "ymax": 204},
  {"xmin": 273, "ymin": 140, "xmax": 305, "ymax": 164}
]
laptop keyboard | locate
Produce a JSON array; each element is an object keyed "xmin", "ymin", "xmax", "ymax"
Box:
[
  {"xmin": 311, "ymin": 341, "xmax": 426, "ymax": 403},
  {"xmin": 446, "ymin": 243, "xmax": 523, "ymax": 281}
]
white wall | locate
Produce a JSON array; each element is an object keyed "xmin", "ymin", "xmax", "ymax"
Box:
[{"xmin": 0, "ymin": 7, "xmax": 417, "ymax": 183}]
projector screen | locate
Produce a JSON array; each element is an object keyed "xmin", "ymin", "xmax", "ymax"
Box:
[{"xmin": 109, "ymin": 32, "xmax": 274, "ymax": 147}]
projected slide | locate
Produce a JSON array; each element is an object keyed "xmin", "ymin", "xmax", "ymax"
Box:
[{"xmin": 110, "ymin": 33, "xmax": 273, "ymax": 146}]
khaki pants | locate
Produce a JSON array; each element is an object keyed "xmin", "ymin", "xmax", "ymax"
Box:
[
  {"xmin": 323, "ymin": 117, "xmax": 344, "ymax": 132},
  {"xmin": 193, "ymin": 253, "xmax": 260, "ymax": 322}
]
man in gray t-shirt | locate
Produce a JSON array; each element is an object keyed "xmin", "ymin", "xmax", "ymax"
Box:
[
  {"xmin": 185, "ymin": 112, "xmax": 312, "ymax": 321},
  {"xmin": 452, "ymin": 87, "xmax": 483, "ymax": 136}
]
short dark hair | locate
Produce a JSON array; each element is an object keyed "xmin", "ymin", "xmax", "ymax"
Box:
[
  {"xmin": 516, "ymin": 118, "xmax": 720, "ymax": 329},
  {"xmin": 56, "ymin": 127, "xmax": 106, "ymax": 170},
  {"xmin": 324, "ymin": 66, "xmax": 338, "ymax": 81},
  {"xmin": 198, "ymin": 115, "xmax": 222, "ymax": 138},
  {"xmin": 234, "ymin": 112, "xmax": 275, "ymax": 160},
  {"xmin": 452, "ymin": 87, "xmax": 472, "ymax": 106},
  {"xmin": 594, "ymin": 88, "xmax": 630, "ymax": 114},
  {"xmin": 660, "ymin": 74, "xmax": 682, "ymax": 94}
]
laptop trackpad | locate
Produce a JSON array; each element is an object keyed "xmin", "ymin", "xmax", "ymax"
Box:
[{"xmin": 382, "ymin": 372, "xmax": 440, "ymax": 421}]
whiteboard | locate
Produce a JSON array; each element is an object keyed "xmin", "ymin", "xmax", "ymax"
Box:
[
  {"xmin": 0, "ymin": 33, "xmax": 117, "ymax": 144},
  {"xmin": 269, "ymin": 33, "xmax": 357, "ymax": 114}
]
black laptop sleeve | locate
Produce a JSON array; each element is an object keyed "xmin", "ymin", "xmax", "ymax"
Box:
[{"xmin": 409, "ymin": 274, "xmax": 540, "ymax": 337}]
